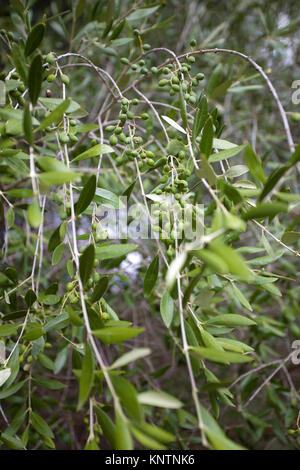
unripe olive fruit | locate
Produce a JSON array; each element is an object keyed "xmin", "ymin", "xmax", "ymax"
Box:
[
  {"xmin": 69, "ymin": 133, "xmax": 78, "ymax": 143},
  {"xmin": 47, "ymin": 74, "xmax": 56, "ymax": 83},
  {"xmin": 291, "ymin": 113, "xmax": 300, "ymax": 122},
  {"xmin": 109, "ymin": 135, "xmax": 118, "ymax": 145},
  {"xmin": 66, "ymin": 282, "xmax": 74, "ymax": 291},
  {"xmin": 197, "ymin": 72, "xmax": 205, "ymax": 80},
  {"xmin": 61, "ymin": 74, "xmax": 70, "ymax": 85},
  {"xmin": 190, "ymin": 39, "xmax": 197, "ymax": 47},
  {"xmin": 46, "ymin": 53, "xmax": 55, "ymax": 64},
  {"xmin": 59, "ymin": 132, "xmax": 70, "ymax": 144}
]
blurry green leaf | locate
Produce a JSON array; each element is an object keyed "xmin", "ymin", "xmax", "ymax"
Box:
[
  {"xmin": 28, "ymin": 54, "xmax": 43, "ymax": 106},
  {"xmin": 79, "ymin": 244, "xmax": 95, "ymax": 286},
  {"xmin": 244, "ymin": 144, "xmax": 266, "ymax": 184},
  {"xmin": 192, "ymin": 347, "xmax": 253, "ymax": 364},
  {"xmin": 200, "ymin": 117, "xmax": 214, "ymax": 157},
  {"xmin": 37, "ymin": 98, "xmax": 71, "ymax": 131},
  {"xmin": 94, "ymin": 407, "xmax": 115, "ymax": 447},
  {"xmin": 27, "ymin": 199, "xmax": 42, "ymax": 228},
  {"xmin": 143, "ymin": 255, "xmax": 159, "ymax": 296},
  {"xmin": 130, "ymin": 426, "xmax": 166, "ymax": 450},
  {"xmin": 127, "ymin": 6, "xmax": 160, "ymax": 21},
  {"xmin": 161, "ymin": 115, "xmax": 186, "ymax": 134},
  {"xmin": 72, "ymin": 144, "xmax": 114, "ymax": 162},
  {"xmin": 111, "ymin": 376, "xmax": 142, "ymax": 421},
  {"xmin": 110, "ymin": 348, "xmax": 151, "ymax": 369},
  {"xmin": 231, "ymin": 284, "xmax": 252, "ymax": 311},
  {"xmin": 0, "ymin": 324, "xmax": 17, "ymax": 337},
  {"xmin": 51, "ymin": 243, "xmax": 64, "ymax": 266},
  {"xmin": 0, "ymin": 369, "xmax": 11, "ymax": 387},
  {"xmin": 209, "ymin": 145, "xmax": 246, "ymax": 163},
  {"xmin": 95, "ymin": 244, "xmax": 137, "ymax": 260},
  {"xmin": 115, "ymin": 411, "xmax": 133, "ymax": 450},
  {"xmin": 91, "ymin": 276, "xmax": 109, "ymax": 303},
  {"xmin": 93, "ymin": 327, "xmax": 144, "ymax": 344},
  {"xmin": 75, "ymin": 175, "xmax": 96, "ymax": 215},
  {"xmin": 31, "ymin": 411, "xmax": 54, "ymax": 439},
  {"xmin": 10, "ymin": 44, "xmax": 27, "ymax": 84},
  {"xmin": 243, "ymin": 202, "xmax": 287, "ymax": 220},
  {"xmin": 0, "ymin": 432, "xmax": 24, "ymax": 450},
  {"xmin": 77, "ymin": 343, "xmax": 94, "ymax": 410},
  {"xmin": 23, "ymin": 103, "xmax": 33, "ymax": 146},
  {"xmin": 206, "ymin": 314, "xmax": 256, "ymax": 327},
  {"xmin": 138, "ymin": 390, "xmax": 183, "ymax": 409},
  {"xmin": 160, "ymin": 290, "xmax": 174, "ymax": 328},
  {"xmin": 25, "ymin": 23, "xmax": 45, "ymax": 56}
]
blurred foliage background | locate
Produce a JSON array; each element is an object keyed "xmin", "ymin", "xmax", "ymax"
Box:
[{"xmin": 0, "ymin": 0, "xmax": 300, "ymax": 451}]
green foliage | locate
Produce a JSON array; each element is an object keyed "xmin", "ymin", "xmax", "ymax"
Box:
[{"xmin": 0, "ymin": 0, "xmax": 300, "ymax": 452}]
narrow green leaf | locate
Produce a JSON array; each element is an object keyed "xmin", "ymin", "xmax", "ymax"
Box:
[
  {"xmin": 192, "ymin": 347, "xmax": 253, "ymax": 364},
  {"xmin": 0, "ymin": 369, "xmax": 11, "ymax": 387},
  {"xmin": 72, "ymin": 144, "xmax": 114, "ymax": 162},
  {"xmin": 25, "ymin": 23, "xmax": 45, "ymax": 56},
  {"xmin": 1, "ymin": 432, "xmax": 24, "ymax": 450},
  {"xmin": 91, "ymin": 276, "xmax": 109, "ymax": 303},
  {"xmin": 231, "ymin": 284, "xmax": 253, "ymax": 311},
  {"xmin": 161, "ymin": 115, "xmax": 186, "ymax": 134},
  {"xmin": 77, "ymin": 343, "xmax": 94, "ymax": 410},
  {"xmin": 200, "ymin": 117, "xmax": 214, "ymax": 157},
  {"xmin": 93, "ymin": 327, "xmax": 144, "ymax": 344},
  {"xmin": 110, "ymin": 348, "xmax": 151, "ymax": 369},
  {"xmin": 0, "ymin": 324, "xmax": 17, "ymax": 337},
  {"xmin": 115, "ymin": 411, "xmax": 133, "ymax": 450},
  {"xmin": 160, "ymin": 290, "xmax": 174, "ymax": 327},
  {"xmin": 243, "ymin": 202, "xmax": 288, "ymax": 220},
  {"xmin": 79, "ymin": 244, "xmax": 95, "ymax": 286},
  {"xmin": 95, "ymin": 243, "xmax": 137, "ymax": 260},
  {"xmin": 31, "ymin": 411, "xmax": 54, "ymax": 439},
  {"xmin": 37, "ymin": 98, "xmax": 71, "ymax": 131},
  {"xmin": 28, "ymin": 198, "xmax": 42, "ymax": 228},
  {"xmin": 143, "ymin": 255, "xmax": 159, "ymax": 296},
  {"xmin": 206, "ymin": 314, "xmax": 256, "ymax": 327},
  {"xmin": 244, "ymin": 144, "xmax": 266, "ymax": 184},
  {"xmin": 10, "ymin": 44, "xmax": 27, "ymax": 84},
  {"xmin": 209, "ymin": 145, "xmax": 246, "ymax": 163},
  {"xmin": 23, "ymin": 103, "xmax": 33, "ymax": 146},
  {"xmin": 138, "ymin": 390, "xmax": 183, "ymax": 409},
  {"xmin": 111, "ymin": 376, "xmax": 142, "ymax": 421},
  {"xmin": 95, "ymin": 407, "xmax": 115, "ymax": 447},
  {"xmin": 75, "ymin": 174, "xmax": 96, "ymax": 215},
  {"xmin": 28, "ymin": 54, "xmax": 43, "ymax": 106}
]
